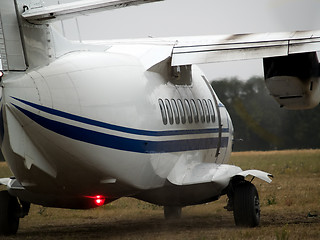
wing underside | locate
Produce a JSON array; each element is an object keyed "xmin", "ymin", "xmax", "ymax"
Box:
[
  {"xmin": 171, "ymin": 31, "xmax": 320, "ymax": 66},
  {"xmin": 21, "ymin": 1, "xmax": 320, "ymax": 66},
  {"xmin": 22, "ymin": 0, "xmax": 164, "ymax": 23},
  {"xmin": 82, "ymin": 31, "xmax": 320, "ymax": 67}
]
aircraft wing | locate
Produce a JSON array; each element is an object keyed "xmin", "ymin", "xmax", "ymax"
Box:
[
  {"xmin": 21, "ymin": 1, "xmax": 320, "ymax": 66},
  {"xmin": 22, "ymin": 0, "xmax": 163, "ymax": 23},
  {"xmin": 171, "ymin": 30, "xmax": 320, "ymax": 66},
  {"xmin": 83, "ymin": 30, "xmax": 320, "ymax": 67}
]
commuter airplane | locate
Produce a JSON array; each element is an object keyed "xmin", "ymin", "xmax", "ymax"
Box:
[{"xmin": 0, "ymin": 0, "xmax": 319, "ymax": 235}]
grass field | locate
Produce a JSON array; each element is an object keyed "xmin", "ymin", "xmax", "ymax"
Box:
[{"xmin": 1, "ymin": 149, "xmax": 319, "ymax": 239}]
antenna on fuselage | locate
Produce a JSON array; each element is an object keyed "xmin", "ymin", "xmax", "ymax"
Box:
[{"xmin": 75, "ymin": 18, "xmax": 82, "ymax": 43}]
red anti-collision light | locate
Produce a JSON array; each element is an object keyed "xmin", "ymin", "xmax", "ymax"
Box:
[{"xmin": 94, "ymin": 195, "xmax": 105, "ymax": 206}]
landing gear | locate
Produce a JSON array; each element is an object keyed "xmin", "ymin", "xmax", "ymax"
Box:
[
  {"xmin": 0, "ymin": 191, "xmax": 20, "ymax": 235},
  {"xmin": 0, "ymin": 190, "xmax": 29, "ymax": 235},
  {"xmin": 232, "ymin": 181, "xmax": 260, "ymax": 227},
  {"xmin": 164, "ymin": 206, "xmax": 182, "ymax": 220}
]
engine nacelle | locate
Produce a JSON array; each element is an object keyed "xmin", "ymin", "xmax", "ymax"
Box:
[{"xmin": 263, "ymin": 52, "xmax": 320, "ymax": 109}]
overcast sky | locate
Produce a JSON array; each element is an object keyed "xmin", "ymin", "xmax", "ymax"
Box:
[{"xmin": 38, "ymin": 0, "xmax": 320, "ymax": 80}]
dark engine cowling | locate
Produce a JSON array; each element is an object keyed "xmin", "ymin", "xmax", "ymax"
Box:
[{"xmin": 263, "ymin": 52, "xmax": 320, "ymax": 109}]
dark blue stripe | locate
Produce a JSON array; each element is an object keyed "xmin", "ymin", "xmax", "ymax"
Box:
[
  {"xmin": 11, "ymin": 97, "xmax": 229, "ymax": 137},
  {"xmin": 13, "ymin": 104, "xmax": 228, "ymax": 154}
]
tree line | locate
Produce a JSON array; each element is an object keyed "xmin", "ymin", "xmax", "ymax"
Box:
[{"xmin": 211, "ymin": 76, "xmax": 320, "ymax": 151}]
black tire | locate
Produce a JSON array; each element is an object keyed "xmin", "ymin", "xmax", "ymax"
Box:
[
  {"xmin": 164, "ymin": 206, "xmax": 182, "ymax": 220},
  {"xmin": 0, "ymin": 191, "xmax": 20, "ymax": 235},
  {"xmin": 233, "ymin": 181, "xmax": 260, "ymax": 227}
]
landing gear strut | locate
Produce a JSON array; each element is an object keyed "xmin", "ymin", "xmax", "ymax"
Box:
[
  {"xmin": 164, "ymin": 206, "xmax": 182, "ymax": 220},
  {"xmin": 0, "ymin": 190, "xmax": 29, "ymax": 235}
]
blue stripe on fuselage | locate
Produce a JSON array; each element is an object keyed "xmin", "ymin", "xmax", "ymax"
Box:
[
  {"xmin": 11, "ymin": 97, "xmax": 229, "ymax": 137},
  {"xmin": 12, "ymin": 104, "xmax": 228, "ymax": 153}
]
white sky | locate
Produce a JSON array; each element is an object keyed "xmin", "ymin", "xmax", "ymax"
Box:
[{"xmin": 53, "ymin": 0, "xmax": 320, "ymax": 80}]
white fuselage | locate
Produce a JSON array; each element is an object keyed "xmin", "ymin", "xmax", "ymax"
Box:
[{"xmin": 0, "ymin": 48, "xmax": 233, "ymax": 207}]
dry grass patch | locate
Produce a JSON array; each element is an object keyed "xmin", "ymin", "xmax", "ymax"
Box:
[{"xmin": 0, "ymin": 149, "xmax": 319, "ymax": 239}]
